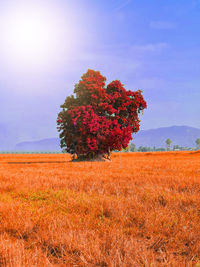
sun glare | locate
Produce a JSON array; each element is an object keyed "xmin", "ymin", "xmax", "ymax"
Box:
[
  {"xmin": 6, "ymin": 15, "xmax": 51, "ymax": 57},
  {"xmin": 0, "ymin": 2, "xmax": 64, "ymax": 69}
]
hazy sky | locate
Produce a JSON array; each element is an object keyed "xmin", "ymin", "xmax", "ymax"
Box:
[{"xmin": 0, "ymin": 0, "xmax": 200, "ymax": 146}]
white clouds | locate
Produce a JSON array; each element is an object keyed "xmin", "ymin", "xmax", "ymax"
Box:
[
  {"xmin": 130, "ymin": 43, "xmax": 168, "ymax": 53},
  {"xmin": 150, "ymin": 21, "xmax": 176, "ymax": 30},
  {"xmin": 63, "ymin": 41, "xmax": 168, "ymax": 77},
  {"xmin": 114, "ymin": 0, "xmax": 132, "ymax": 11},
  {"xmin": 78, "ymin": 42, "xmax": 168, "ymax": 61}
]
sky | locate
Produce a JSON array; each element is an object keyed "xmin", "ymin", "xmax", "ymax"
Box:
[{"xmin": 0, "ymin": 0, "xmax": 200, "ymax": 148}]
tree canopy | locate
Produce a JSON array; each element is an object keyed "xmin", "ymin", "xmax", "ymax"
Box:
[
  {"xmin": 57, "ymin": 70, "xmax": 147, "ymax": 160},
  {"xmin": 166, "ymin": 138, "xmax": 172, "ymax": 150},
  {"xmin": 196, "ymin": 138, "xmax": 200, "ymax": 149}
]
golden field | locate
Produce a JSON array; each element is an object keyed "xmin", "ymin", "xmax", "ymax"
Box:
[{"xmin": 0, "ymin": 151, "xmax": 200, "ymax": 266}]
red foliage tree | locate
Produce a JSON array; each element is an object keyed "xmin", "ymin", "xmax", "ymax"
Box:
[{"xmin": 57, "ymin": 70, "xmax": 147, "ymax": 160}]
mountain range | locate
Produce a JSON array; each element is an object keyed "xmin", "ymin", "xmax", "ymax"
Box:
[
  {"xmin": 132, "ymin": 125, "xmax": 200, "ymax": 148},
  {"xmin": 15, "ymin": 138, "xmax": 60, "ymax": 152},
  {"xmin": 10, "ymin": 125, "xmax": 200, "ymax": 152}
]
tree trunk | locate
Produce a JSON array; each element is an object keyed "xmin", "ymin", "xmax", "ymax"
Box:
[
  {"xmin": 72, "ymin": 153, "xmax": 111, "ymax": 162},
  {"xmin": 107, "ymin": 147, "xmax": 111, "ymax": 160}
]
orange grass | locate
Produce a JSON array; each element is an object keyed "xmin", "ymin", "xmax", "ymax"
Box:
[{"xmin": 0, "ymin": 151, "xmax": 200, "ymax": 266}]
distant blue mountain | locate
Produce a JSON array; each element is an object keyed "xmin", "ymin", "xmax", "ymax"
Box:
[
  {"xmin": 132, "ymin": 125, "xmax": 200, "ymax": 148},
  {"xmin": 15, "ymin": 138, "xmax": 61, "ymax": 152},
  {"xmin": 11, "ymin": 125, "xmax": 200, "ymax": 152}
]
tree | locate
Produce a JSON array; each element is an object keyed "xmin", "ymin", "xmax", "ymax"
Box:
[
  {"xmin": 130, "ymin": 143, "xmax": 136, "ymax": 152},
  {"xmin": 196, "ymin": 138, "xmax": 200, "ymax": 149},
  {"xmin": 173, "ymin": 145, "xmax": 180, "ymax": 151},
  {"xmin": 137, "ymin": 146, "xmax": 152, "ymax": 152},
  {"xmin": 57, "ymin": 69, "xmax": 147, "ymax": 161},
  {"xmin": 166, "ymin": 138, "xmax": 172, "ymax": 151}
]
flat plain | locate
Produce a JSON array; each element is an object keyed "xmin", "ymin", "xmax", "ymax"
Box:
[{"xmin": 0, "ymin": 151, "xmax": 200, "ymax": 266}]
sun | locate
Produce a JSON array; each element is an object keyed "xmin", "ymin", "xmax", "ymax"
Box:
[
  {"xmin": 0, "ymin": 2, "xmax": 62, "ymax": 68},
  {"xmin": 6, "ymin": 14, "xmax": 51, "ymax": 57}
]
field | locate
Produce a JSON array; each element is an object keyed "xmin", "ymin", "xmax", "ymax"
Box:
[{"xmin": 0, "ymin": 152, "xmax": 200, "ymax": 266}]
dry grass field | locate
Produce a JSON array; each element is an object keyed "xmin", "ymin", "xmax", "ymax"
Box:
[{"xmin": 0, "ymin": 151, "xmax": 200, "ymax": 266}]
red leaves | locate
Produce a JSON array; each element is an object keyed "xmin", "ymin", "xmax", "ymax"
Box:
[{"xmin": 57, "ymin": 70, "xmax": 147, "ymax": 156}]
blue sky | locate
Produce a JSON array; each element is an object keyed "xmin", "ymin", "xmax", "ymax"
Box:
[{"xmin": 0, "ymin": 0, "xmax": 200, "ymax": 147}]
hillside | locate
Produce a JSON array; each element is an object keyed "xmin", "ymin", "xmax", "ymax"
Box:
[
  {"xmin": 13, "ymin": 125, "xmax": 200, "ymax": 151},
  {"xmin": 15, "ymin": 138, "xmax": 61, "ymax": 152},
  {"xmin": 132, "ymin": 125, "xmax": 200, "ymax": 148}
]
